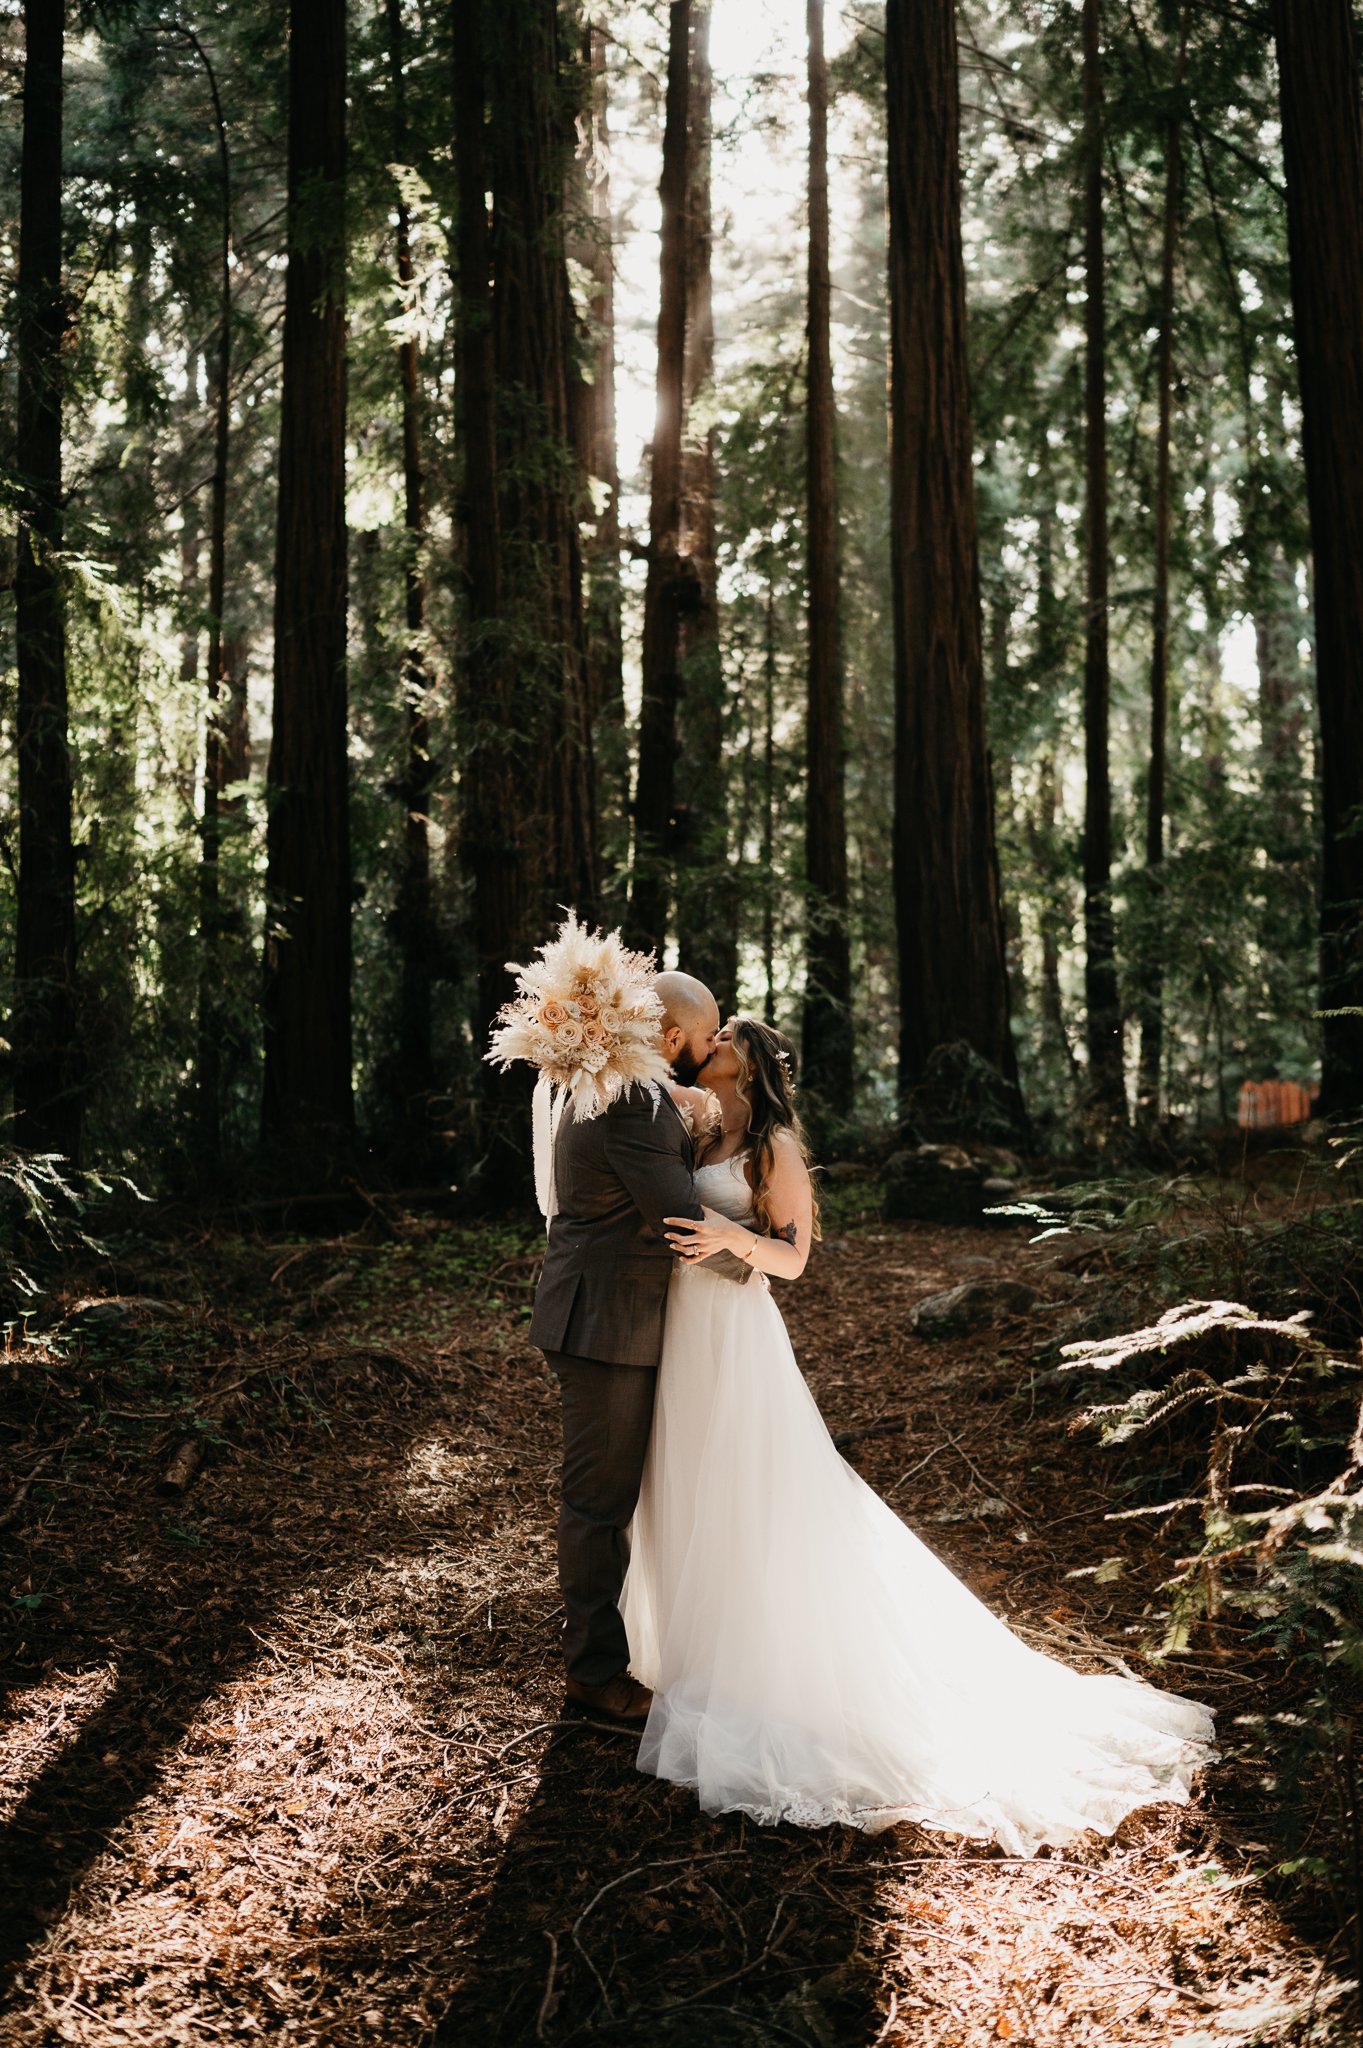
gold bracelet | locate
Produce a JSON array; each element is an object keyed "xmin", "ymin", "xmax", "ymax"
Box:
[{"xmin": 743, "ymin": 1237, "xmax": 758, "ymax": 1263}]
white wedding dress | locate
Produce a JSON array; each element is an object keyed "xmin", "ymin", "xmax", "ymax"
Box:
[{"xmin": 620, "ymin": 1153, "xmax": 1216, "ymax": 1854}]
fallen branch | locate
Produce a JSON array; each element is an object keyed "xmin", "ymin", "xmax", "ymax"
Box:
[
  {"xmin": 834, "ymin": 1414, "xmax": 906, "ymax": 1449},
  {"xmin": 885, "ymin": 1431, "xmax": 963, "ymax": 1499},
  {"xmin": 158, "ymin": 1437, "xmax": 204, "ymax": 1495},
  {"xmin": 534, "ymin": 1930, "xmax": 559, "ymax": 2043},
  {"xmin": 0, "ymin": 1441, "xmax": 67, "ymax": 1523}
]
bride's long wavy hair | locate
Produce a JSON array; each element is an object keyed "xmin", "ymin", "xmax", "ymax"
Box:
[{"xmin": 702, "ymin": 1017, "xmax": 822, "ymax": 1242}]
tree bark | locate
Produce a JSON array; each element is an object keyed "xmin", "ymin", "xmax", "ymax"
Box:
[
  {"xmin": 1272, "ymin": 0, "xmax": 1363, "ymax": 1116},
  {"xmin": 572, "ymin": 22, "xmax": 629, "ymax": 895},
  {"xmin": 261, "ymin": 0, "xmax": 352, "ymax": 1155},
  {"xmin": 673, "ymin": 0, "xmax": 735, "ymax": 1009},
  {"xmin": 452, "ymin": 0, "xmax": 507, "ymax": 1053},
  {"xmin": 1136, "ymin": 13, "xmax": 1188, "ymax": 1128},
  {"xmin": 1255, "ymin": 545, "xmax": 1307, "ymax": 853},
  {"xmin": 220, "ymin": 632, "xmax": 251, "ymax": 798},
  {"xmin": 1081, "ymin": 0, "xmax": 1126, "ymax": 1120},
  {"xmin": 885, "ymin": 0, "xmax": 1021, "ymax": 1131},
  {"xmin": 1031, "ymin": 754, "xmax": 1081, "ymax": 1086},
  {"xmin": 456, "ymin": 0, "xmax": 597, "ymax": 1193},
  {"xmin": 801, "ymin": 0, "xmax": 853, "ymax": 1112},
  {"xmin": 187, "ymin": 25, "xmax": 233, "ymax": 1163},
  {"xmin": 629, "ymin": 0, "xmax": 691, "ymax": 959},
  {"xmin": 386, "ymin": 0, "xmax": 434, "ymax": 1123},
  {"xmin": 486, "ymin": 0, "xmax": 597, "ymax": 934},
  {"xmin": 14, "ymin": 0, "xmax": 80, "ymax": 1164}
]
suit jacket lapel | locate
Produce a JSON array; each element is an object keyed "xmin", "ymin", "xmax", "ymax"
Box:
[{"xmin": 658, "ymin": 1086, "xmax": 694, "ymax": 1167}]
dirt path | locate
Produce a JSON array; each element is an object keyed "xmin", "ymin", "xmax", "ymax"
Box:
[{"xmin": 0, "ymin": 1212, "xmax": 1349, "ymax": 2046}]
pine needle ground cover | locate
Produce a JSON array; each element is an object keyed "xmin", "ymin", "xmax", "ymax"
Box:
[{"xmin": 0, "ymin": 1182, "xmax": 1356, "ymax": 2046}]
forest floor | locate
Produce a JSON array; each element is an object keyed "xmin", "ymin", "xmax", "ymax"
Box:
[{"xmin": 0, "ymin": 1186, "xmax": 1357, "ymax": 2047}]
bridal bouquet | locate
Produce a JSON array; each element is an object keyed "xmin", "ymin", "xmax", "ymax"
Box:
[{"xmin": 485, "ymin": 910, "xmax": 671, "ymax": 1122}]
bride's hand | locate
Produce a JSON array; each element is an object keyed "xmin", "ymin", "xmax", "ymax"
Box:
[{"xmin": 664, "ymin": 1213, "xmax": 754, "ymax": 1264}]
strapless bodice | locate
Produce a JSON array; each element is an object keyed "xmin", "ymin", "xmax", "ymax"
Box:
[{"xmin": 693, "ymin": 1150, "xmax": 756, "ymax": 1225}]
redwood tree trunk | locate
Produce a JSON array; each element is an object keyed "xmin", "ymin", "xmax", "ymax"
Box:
[
  {"xmin": 885, "ymin": 0, "xmax": 1021, "ymax": 1129},
  {"xmin": 1081, "ymin": 0, "xmax": 1126, "ymax": 1119},
  {"xmin": 14, "ymin": 0, "xmax": 80, "ymax": 1164},
  {"xmin": 572, "ymin": 22, "xmax": 629, "ymax": 894},
  {"xmin": 1272, "ymin": 0, "xmax": 1363, "ymax": 1116},
  {"xmin": 1136, "ymin": 15, "xmax": 1188, "ymax": 1127},
  {"xmin": 261, "ymin": 0, "xmax": 352, "ymax": 1153},
  {"xmin": 452, "ymin": 0, "xmax": 507, "ymax": 1053},
  {"xmin": 456, "ymin": 0, "xmax": 596, "ymax": 1167},
  {"xmin": 486, "ymin": 0, "xmax": 597, "ymax": 934},
  {"xmin": 629, "ymin": 0, "xmax": 691, "ymax": 959},
  {"xmin": 673, "ymin": 0, "xmax": 735, "ymax": 1008},
  {"xmin": 1255, "ymin": 545, "xmax": 1307, "ymax": 854},
  {"xmin": 192, "ymin": 26, "xmax": 232, "ymax": 1161},
  {"xmin": 387, "ymin": 0, "xmax": 434, "ymax": 1122},
  {"xmin": 802, "ymin": 0, "xmax": 853, "ymax": 1111},
  {"xmin": 1030, "ymin": 755, "xmax": 1081, "ymax": 1085}
]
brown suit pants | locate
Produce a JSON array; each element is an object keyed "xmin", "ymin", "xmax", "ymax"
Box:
[{"xmin": 543, "ymin": 1350, "xmax": 658, "ymax": 1687}]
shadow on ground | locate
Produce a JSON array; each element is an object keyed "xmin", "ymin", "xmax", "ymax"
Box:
[{"xmin": 433, "ymin": 1713, "xmax": 886, "ymax": 2046}]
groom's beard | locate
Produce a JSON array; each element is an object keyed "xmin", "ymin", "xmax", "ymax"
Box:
[{"xmin": 672, "ymin": 1047, "xmax": 706, "ymax": 1088}]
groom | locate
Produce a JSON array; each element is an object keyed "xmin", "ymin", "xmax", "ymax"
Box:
[{"xmin": 529, "ymin": 971, "xmax": 755, "ymax": 1726}]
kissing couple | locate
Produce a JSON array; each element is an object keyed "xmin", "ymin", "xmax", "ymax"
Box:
[{"xmin": 489, "ymin": 917, "xmax": 1215, "ymax": 1852}]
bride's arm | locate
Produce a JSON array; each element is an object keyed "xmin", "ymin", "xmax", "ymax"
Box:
[{"xmin": 666, "ymin": 1133, "xmax": 814, "ymax": 1280}]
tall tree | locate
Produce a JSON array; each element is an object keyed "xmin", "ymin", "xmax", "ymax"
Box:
[
  {"xmin": 385, "ymin": 0, "xmax": 435, "ymax": 1125},
  {"xmin": 452, "ymin": 0, "xmax": 506, "ymax": 1054},
  {"xmin": 1080, "ymin": 0, "xmax": 1125, "ymax": 1121},
  {"xmin": 1272, "ymin": 0, "xmax": 1363, "ymax": 1117},
  {"xmin": 185, "ymin": 24, "xmax": 234, "ymax": 1162},
  {"xmin": 629, "ymin": 0, "xmax": 692, "ymax": 959},
  {"xmin": 571, "ymin": 22, "xmax": 629, "ymax": 895},
  {"xmin": 1255, "ymin": 545, "xmax": 1307, "ymax": 854},
  {"xmin": 801, "ymin": 0, "xmax": 853, "ymax": 1113},
  {"xmin": 884, "ymin": 0, "xmax": 1021, "ymax": 1127},
  {"xmin": 457, "ymin": 0, "xmax": 597, "ymax": 1152},
  {"xmin": 673, "ymin": 0, "xmax": 735, "ymax": 1008},
  {"xmin": 486, "ymin": 0, "xmax": 597, "ymax": 931},
  {"xmin": 14, "ymin": 0, "xmax": 80, "ymax": 1163},
  {"xmin": 1135, "ymin": 11, "xmax": 1189, "ymax": 1127},
  {"xmin": 260, "ymin": 0, "xmax": 352, "ymax": 1152}
]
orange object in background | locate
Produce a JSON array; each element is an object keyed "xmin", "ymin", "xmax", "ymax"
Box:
[{"xmin": 1237, "ymin": 1079, "xmax": 1319, "ymax": 1128}]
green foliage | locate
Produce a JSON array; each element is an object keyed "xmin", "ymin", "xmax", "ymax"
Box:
[
  {"xmin": 1056, "ymin": 1170, "xmax": 1363, "ymax": 1940},
  {"xmin": 0, "ymin": 1145, "xmax": 146, "ymax": 1321},
  {"xmin": 0, "ymin": 0, "xmax": 1331, "ymax": 1179}
]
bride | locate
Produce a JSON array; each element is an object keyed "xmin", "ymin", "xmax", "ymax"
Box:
[{"xmin": 619, "ymin": 1016, "xmax": 1216, "ymax": 1855}]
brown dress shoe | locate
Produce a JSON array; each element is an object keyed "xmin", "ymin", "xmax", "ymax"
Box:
[{"xmin": 563, "ymin": 1671, "xmax": 654, "ymax": 1725}]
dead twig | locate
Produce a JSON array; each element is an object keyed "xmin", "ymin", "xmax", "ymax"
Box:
[
  {"xmin": 834, "ymin": 1414, "xmax": 906, "ymax": 1450},
  {"xmin": 535, "ymin": 1929, "xmax": 559, "ymax": 2042},
  {"xmin": 0, "ymin": 1421, "xmax": 90, "ymax": 1529}
]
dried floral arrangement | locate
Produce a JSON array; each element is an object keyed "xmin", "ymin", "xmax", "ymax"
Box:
[{"xmin": 484, "ymin": 911, "xmax": 672, "ymax": 1122}]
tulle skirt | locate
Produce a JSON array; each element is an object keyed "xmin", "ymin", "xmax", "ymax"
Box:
[{"xmin": 619, "ymin": 1263, "xmax": 1216, "ymax": 1853}]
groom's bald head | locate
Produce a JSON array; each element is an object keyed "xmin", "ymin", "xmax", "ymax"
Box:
[
  {"xmin": 656, "ymin": 972, "xmax": 721, "ymax": 1086},
  {"xmin": 656, "ymin": 972, "xmax": 718, "ymax": 1037}
]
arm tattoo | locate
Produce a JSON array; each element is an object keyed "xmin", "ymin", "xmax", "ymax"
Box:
[{"xmin": 771, "ymin": 1219, "xmax": 798, "ymax": 1247}]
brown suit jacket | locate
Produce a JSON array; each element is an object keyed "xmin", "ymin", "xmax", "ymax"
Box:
[{"xmin": 529, "ymin": 1084, "xmax": 752, "ymax": 1368}]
